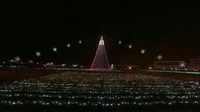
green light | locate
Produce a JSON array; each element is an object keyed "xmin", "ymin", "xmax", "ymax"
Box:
[{"xmin": 148, "ymin": 70, "xmax": 200, "ymax": 75}]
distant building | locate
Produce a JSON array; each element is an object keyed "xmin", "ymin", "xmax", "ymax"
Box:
[
  {"xmin": 154, "ymin": 61, "xmax": 186, "ymax": 70},
  {"xmin": 190, "ymin": 58, "xmax": 200, "ymax": 67},
  {"xmin": 114, "ymin": 64, "xmax": 139, "ymax": 71},
  {"xmin": 189, "ymin": 58, "xmax": 200, "ymax": 71}
]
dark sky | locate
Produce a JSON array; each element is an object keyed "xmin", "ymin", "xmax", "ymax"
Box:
[{"xmin": 0, "ymin": 1, "xmax": 200, "ymax": 66}]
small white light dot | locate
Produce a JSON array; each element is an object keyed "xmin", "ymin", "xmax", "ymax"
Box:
[
  {"xmin": 53, "ymin": 47, "xmax": 57, "ymax": 52},
  {"xmin": 67, "ymin": 43, "xmax": 71, "ymax": 48},
  {"xmin": 78, "ymin": 40, "xmax": 82, "ymax": 44},
  {"xmin": 141, "ymin": 49, "xmax": 145, "ymax": 54},
  {"xmin": 157, "ymin": 55, "xmax": 163, "ymax": 60},
  {"xmin": 128, "ymin": 45, "xmax": 132, "ymax": 49},
  {"xmin": 36, "ymin": 52, "xmax": 41, "ymax": 57},
  {"xmin": 118, "ymin": 41, "xmax": 122, "ymax": 45}
]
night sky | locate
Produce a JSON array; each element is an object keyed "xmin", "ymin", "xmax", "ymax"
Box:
[{"xmin": 0, "ymin": 1, "xmax": 200, "ymax": 67}]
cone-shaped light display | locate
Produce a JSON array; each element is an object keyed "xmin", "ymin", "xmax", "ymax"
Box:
[{"xmin": 90, "ymin": 36, "xmax": 110, "ymax": 70}]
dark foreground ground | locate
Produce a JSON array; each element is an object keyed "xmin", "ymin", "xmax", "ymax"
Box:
[
  {"xmin": 0, "ymin": 68, "xmax": 200, "ymax": 112},
  {"xmin": 0, "ymin": 68, "xmax": 62, "ymax": 83}
]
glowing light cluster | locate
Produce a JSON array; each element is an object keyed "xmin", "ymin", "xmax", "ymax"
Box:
[
  {"xmin": 99, "ymin": 36, "xmax": 105, "ymax": 45},
  {"xmin": 53, "ymin": 47, "xmax": 57, "ymax": 52},
  {"xmin": 141, "ymin": 49, "xmax": 145, "ymax": 54},
  {"xmin": 36, "ymin": 51, "xmax": 41, "ymax": 57},
  {"xmin": 128, "ymin": 45, "xmax": 132, "ymax": 49},
  {"xmin": 118, "ymin": 40, "xmax": 122, "ymax": 45},
  {"xmin": 91, "ymin": 36, "xmax": 110, "ymax": 70},
  {"xmin": 157, "ymin": 54, "xmax": 163, "ymax": 60},
  {"xmin": 78, "ymin": 40, "xmax": 82, "ymax": 44},
  {"xmin": 14, "ymin": 56, "xmax": 21, "ymax": 62},
  {"xmin": 0, "ymin": 72, "xmax": 200, "ymax": 109},
  {"xmin": 67, "ymin": 43, "xmax": 71, "ymax": 48},
  {"xmin": 179, "ymin": 62, "xmax": 186, "ymax": 68}
]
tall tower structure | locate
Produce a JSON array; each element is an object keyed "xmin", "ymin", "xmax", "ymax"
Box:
[{"xmin": 90, "ymin": 36, "xmax": 110, "ymax": 70}]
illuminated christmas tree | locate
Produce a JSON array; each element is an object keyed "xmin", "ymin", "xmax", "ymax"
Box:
[{"xmin": 91, "ymin": 36, "xmax": 110, "ymax": 70}]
